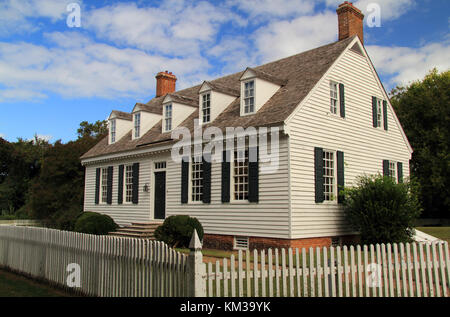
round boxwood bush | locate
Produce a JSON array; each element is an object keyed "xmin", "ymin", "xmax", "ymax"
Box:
[
  {"xmin": 154, "ymin": 215, "xmax": 204, "ymax": 248},
  {"xmin": 342, "ymin": 175, "xmax": 422, "ymax": 244},
  {"xmin": 74, "ymin": 212, "xmax": 118, "ymax": 235}
]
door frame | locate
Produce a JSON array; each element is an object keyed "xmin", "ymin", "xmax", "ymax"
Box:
[{"xmin": 152, "ymin": 161, "xmax": 167, "ymax": 220}]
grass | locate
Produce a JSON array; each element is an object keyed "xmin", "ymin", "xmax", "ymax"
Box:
[
  {"xmin": 416, "ymin": 227, "xmax": 450, "ymax": 243},
  {"xmin": 0, "ymin": 269, "xmax": 74, "ymax": 297}
]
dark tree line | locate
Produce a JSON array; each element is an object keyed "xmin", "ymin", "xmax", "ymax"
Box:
[{"xmin": 0, "ymin": 121, "xmax": 107, "ymax": 229}]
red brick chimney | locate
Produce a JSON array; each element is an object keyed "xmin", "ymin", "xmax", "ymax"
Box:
[
  {"xmin": 337, "ymin": 1, "xmax": 365, "ymax": 44},
  {"xmin": 155, "ymin": 71, "xmax": 177, "ymax": 97}
]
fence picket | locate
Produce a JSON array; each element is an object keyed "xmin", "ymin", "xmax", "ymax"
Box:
[
  {"xmin": 330, "ymin": 246, "xmax": 336, "ymax": 297},
  {"xmin": 425, "ymin": 243, "xmax": 434, "ymax": 297},
  {"xmin": 309, "ymin": 247, "xmax": 315, "ymax": 297},
  {"xmin": 323, "ymin": 247, "xmax": 329, "ymax": 297},
  {"xmin": 431, "ymin": 243, "xmax": 441, "ymax": 297},
  {"xmin": 261, "ymin": 250, "xmax": 266, "ymax": 297},
  {"xmin": 437, "ymin": 243, "xmax": 447, "ymax": 297},
  {"xmin": 223, "ymin": 258, "xmax": 228, "ymax": 297},
  {"xmin": 302, "ymin": 248, "xmax": 308, "ymax": 297},
  {"xmin": 282, "ymin": 248, "xmax": 287, "ymax": 297},
  {"xmin": 268, "ymin": 249, "xmax": 273, "ymax": 297},
  {"xmin": 343, "ymin": 246, "xmax": 349, "ymax": 297}
]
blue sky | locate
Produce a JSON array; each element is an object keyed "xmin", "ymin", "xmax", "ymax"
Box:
[{"xmin": 0, "ymin": 0, "xmax": 449, "ymax": 143}]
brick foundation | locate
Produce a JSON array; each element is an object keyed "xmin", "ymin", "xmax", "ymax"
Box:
[{"xmin": 203, "ymin": 234, "xmax": 360, "ymax": 251}]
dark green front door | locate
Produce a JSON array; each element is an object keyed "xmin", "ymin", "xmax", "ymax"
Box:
[{"xmin": 154, "ymin": 171, "xmax": 166, "ymax": 220}]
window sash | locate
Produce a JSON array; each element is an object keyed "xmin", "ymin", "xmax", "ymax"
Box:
[
  {"xmin": 389, "ymin": 161, "xmax": 397, "ymax": 183},
  {"xmin": 323, "ymin": 151, "xmax": 336, "ymax": 201},
  {"xmin": 110, "ymin": 119, "xmax": 116, "ymax": 143},
  {"xmin": 125, "ymin": 165, "xmax": 133, "ymax": 203},
  {"xmin": 101, "ymin": 167, "xmax": 108, "ymax": 203},
  {"xmin": 191, "ymin": 157, "xmax": 203, "ymax": 202},
  {"xmin": 233, "ymin": 149, "xmax": 249, "ymax": 200},
  {"xmin": 243, "ymin": 81, "xmax": 255, "ymax": 114},
  {"xmin": 330, "ymin": 82, "xmax": 338, "ymax": 114},
  {"xmin": 165, "ymin": 104, "xmax": 172, "ymax": 131},
  {"xmin": 134, "ymin": 113, "xmax": 141, "ymax": 138},
  {"xmin": 202, "ymin": 94, "xmax": 211, "ymax": 123},
  {"xmin": 377, "ymin": 99, "xmax": 383, "ymax": 128}
]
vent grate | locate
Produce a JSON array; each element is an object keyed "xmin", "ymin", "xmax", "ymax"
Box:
[{"xmin": 234, "ymin": 236, "xmax": 249, "ymax": 250}]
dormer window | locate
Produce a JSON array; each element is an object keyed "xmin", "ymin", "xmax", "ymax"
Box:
[
  {"xmin": 134, "ymin": 113, "xmax": 141, "ymax": 138},
  {"xmin": 243, "ymin": 80, "xmax": 255, "ymax": 114},
  {"xmin": 202, "ymin": 93, "xmax": 211, "ymax": 123},
  {"xmin": 110, "ymin": 119, "xmax": 116, "ymax": 143},
  {"xmin": 164, "ymin": 104, "xmax": 172, "ymax": 132}
]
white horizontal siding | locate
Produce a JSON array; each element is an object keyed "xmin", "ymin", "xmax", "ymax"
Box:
[
  {"xmin": 84, "ymin": 138, "xmax": 290, "ymax": 238},
  {"xmin": 84, "ymin": 157, "xmax": 152, "ymax": 226},
  {"xmin": 287, "ymin": 48, "xmax": 412, "ymax": 239},
  {"xmin": 165, "ymin": 136, "xmax": 290, "ymax": 239}
]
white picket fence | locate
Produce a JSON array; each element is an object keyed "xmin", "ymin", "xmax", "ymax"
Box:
[
  {"xmin": 0, "ymin": 226, "xmax": 190, "ymax": 297},
  {"xmin": 0, "ymin": 225, "xmax": 449, "ymax": 297},
  {"xmin": 204, "ymin": 242, "xmax": 450, "ymax": 297}
]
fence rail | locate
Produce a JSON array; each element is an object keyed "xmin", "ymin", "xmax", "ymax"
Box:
[
  {"xmin": 0, "ymin": 225, "xmax": 448, "ymax": 297},
  {"xmin": 0, "ymin": 226, "xmax": 189, "ymax": 297}
]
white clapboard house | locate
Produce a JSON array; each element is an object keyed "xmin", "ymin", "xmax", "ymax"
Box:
[{"xmin": 81, "ymin": 2, "xmax": 412, "ymax": 250}]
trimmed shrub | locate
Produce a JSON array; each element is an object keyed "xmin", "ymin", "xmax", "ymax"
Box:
[
  {"xmin": 154, "ymin": 215, "xmax": 204, "ymax": 248},
  {"xmin": 74, "ymin": 212, "xmax": 118, "ymax": 235},
  {"xmin": 342, "ymin": 175, "xmax": 422, "ymax": 244}
]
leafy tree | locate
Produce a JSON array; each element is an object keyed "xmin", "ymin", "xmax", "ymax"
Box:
[
  {"xmin": 390, "ymin": 69, "xmax": 450, "ymax": 218},
  {"xmin": 29, "ymin": 123, "xmax": 104, "ymax": 230},
  {"xmin": 342, "ymin": 175, "xmax": 422, "ymax": 244},
  {"xmin": 77, "ymin": 120, "xmax": 108, "ymax": 139},
  {"xmin": 0, "ymin": 137, "xmax": 48, "ymax": 215}
]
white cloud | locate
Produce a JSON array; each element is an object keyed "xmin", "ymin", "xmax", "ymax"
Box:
[
  {"xmin": 325, "ymin": 0, "xmax": 415, "ymax": 21},
  {"xmin": 0, "ymin": 0, "xmax": 75, "ymax": 36},
  {"xmin": 226, "ymin": 0, "xmax": 315, "ymax": 21},
  {"xmin": 84, "ymin": 1, "xmax": 244, "ymax": 56},
  {"xmin": 0, "ymin": 32, "xmax": 211, "ymax": 101},
  {"xmin": 35, "ymin": 134, "xmax": 53, "ymax": 142},
  {"xmin": 253, "ymin": 11, "xmax": 338, "ymax": 62},
  {"xmin": 0, "ymin": 133, "xmax": 5, "ymax": 139},
  {"xmin": 366, "ymin": 42, "xmax": 450, "ymax": 88}
]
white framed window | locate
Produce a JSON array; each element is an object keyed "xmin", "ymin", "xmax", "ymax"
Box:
[
  {"xmin": 202, "ymin": 93, "xmax": 211, "ymax": 123},
  {"xmin": 134, "ymin": 113, "xmax": 141, "ymax": 138},
  {"xmin": 234, "ymin": 236, "xmax": 249, "ymax": 250},
  {"xmin": 323, "ymin": 150, "xmax": 336, "ymax": 202},
  {"xmin": 155, "ymin": 162, "xmax": 166, "ymax": 170},
  {"xmin": 125, "ymin": 165, "xmax": 133, "ymax": 203},
  {"xmin": 110, "ymin": 119, "xmax": 116, "ymax": 143},
  {"xmin": 233, "ymin": 149, "xmax": 249, "ymax": 201},
  {"xmin": 376, "ymin": 98, "xmax": 383, "ymax": 128},
  {"xmin": 191, "ymin": 157, "xmax": 203, "ymax": 202},
  {"xmin": 164, "ymin": 104, "xmax": 172, "ymax": 132},
  {"xmin": 389, "ymin": 161, "xmax": 397, "ymax": 183},
  {"xmin": 330, "ymin": 81, "xmax": 338, "ymax": 114},
  {"xmin": 243, "ymin": 80, "xmax": 255, "ymax": 114},
  {"xmin": 101, "ymin": 167, "xmax": 108, "ymax": 204}
]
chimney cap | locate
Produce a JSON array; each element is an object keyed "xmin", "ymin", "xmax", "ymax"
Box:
[
  {"xmin": 337, "ymin": 1, "xmax": 364, "ymax": 17},
  {"xmin": 156, "ymin": 70, "xmax": 177, "ymax": 80}
]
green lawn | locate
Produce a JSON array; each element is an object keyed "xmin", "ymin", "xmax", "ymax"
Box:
[
  {"xmin": 0, "ymin": 269, "xmax": 74, "ymax": 297},
  {"xmin": 416, "ymin": 227, "xmax": 450, "ymax": 243}
]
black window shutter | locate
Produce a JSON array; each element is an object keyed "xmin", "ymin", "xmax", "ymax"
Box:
[
  {"xmin": 221, "ymin": 151, "xmax": 230, "ymax": 203},
  {"xmin": 248, "ymin": 147, "xmax": 259, "ymax": 203},
  {"xmin": 106, "ymin": 166, "xmax": 113, "ymax": 205},
  {"xmin": 118, "ymin": 165, "xmax": 124, "ymax": 204},
  {"xmin": 202, "ymin": 154, "xmax": 211, "ymax": 204},
  {"xmin": 397, "ymin": 162, "xmax": 403, "ymax": 183},
  {"xmin": 314, "ymin": 147, "xmax": 324, "ymax": 203},
  {"xmin": 337, "ymin": 151, "xmax": 345, "ymax": 204},
  {"xmin": 339, "ymin": 83, "xmax": 345, "ymax": 118},
  {"xmin": 383, "ymin": 160, "xmax": 390, "ymax": 177},
  {"xmin": 181, "ymin": 157, "xmax": 189, "ymax": 204},
  {"xmin": 95, "ymin": 168, "xmax": 101, "ymax": 205},
  {"xmin": 372, "ymin": 96, "xmax": 378, "ymax": 127},
  {"xmin": 132, "ymin": 163, "xmax": 139, "ymax": 204},
  {"xmin": 383, "ymin": 100, "xmax": 388, "ymax": 131}
]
